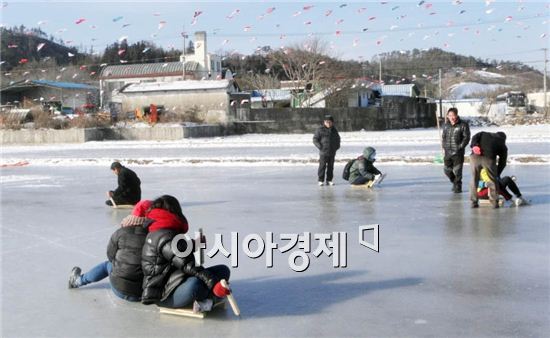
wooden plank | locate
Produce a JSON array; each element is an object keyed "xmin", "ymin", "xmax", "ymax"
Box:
[
  {"xmin": 112, "ymin": 204, "xmax": 135, "ymax": 209},
  {"xmin": 479, "ymin": 199, "xmax": 504, "ymax": 206},
  {"xmin": 158, "ymin": 299, "xmax": 226, "ymax": 319},
  {"xmin": 159, "ymin": 307, "xmax": 205, "ymax": 319},
  {"xmin": 351, "ymin": 181, "xmax": 375, "ymax": 189}
]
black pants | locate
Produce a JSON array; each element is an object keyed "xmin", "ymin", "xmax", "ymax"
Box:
[
  {"xmin": 318, "ymin": 154, "xmax": 335, "ymax": 182},
  {"xmin": 443, "ymin": 154, "xmax": 464, "ymax": 186},
  {"xmin": 498, "ymin": 176, "xmax": 522, "ymax": 200}
]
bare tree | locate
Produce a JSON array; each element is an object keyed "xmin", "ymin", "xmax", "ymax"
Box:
[
  {"xmin": 268, "ymin": 38, "xmax": 346, "ymax": 107},
  {"xmin": 236, "ymin": 73, "xmax": 280, "ymax": 92}
]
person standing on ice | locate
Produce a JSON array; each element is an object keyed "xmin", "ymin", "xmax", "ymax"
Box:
[
  {"xmin": 441, "ymin": 107, "xmax": 470, "ymax": 193},
  {"xmin": 313, "ymin": 114, "xmax": 341, "ymax": 186},
  {"xmin": 469, "ymin": 131, "xmax": 508, "ymax": 208},
  {"xmin": 106, "ymin": 161, "xmax": 141, "ymax": 206},
  {"xmin": 348, "ymin": 147, "xmax": 384, "ymax": 186}
]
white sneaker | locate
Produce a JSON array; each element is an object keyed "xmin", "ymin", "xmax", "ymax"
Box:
[
  {"xmin": 515, "ymin": 197, "xmax": 529, "ymax": 206},
  {"xmin": 373, "ymin": 173, "xmax": 386, "ymax": 185},
  {"xmin": 193, "ymin": 298, "xmax": 214, "ymax": 313},
  {"xmin": 318, "ymin": 181, "xmax": 324, "ymax": 186},
  {"xmin": 327, "ymin": 181, "xmax": 334, "ymax": 186}
]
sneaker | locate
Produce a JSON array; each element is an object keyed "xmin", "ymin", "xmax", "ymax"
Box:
[
  {"xmin": 491, "ymin": 200, "xmax": 500, "ymax": 209},
  {"xmin": 515, "ymin": 197, "xmax": 529, "ymax": 206},
  {"xmin": 453, "ymin": 185, "xmax": 462, "ymax": 193},
  {"xmin": 68, "ymin": 266, "xmax": 82, "ymax": 289},
  {"xmin": 471, "ymin": 201, "xmax": 479, "ymax": 208},
  {"xmin": 193, "ymin": 298, "xmax": 214, "ymax": 313},
  {"xmin": 318, "ymin": 181, "xmax": 324, "ymax": 186},
  {"xmin": 373, "ymin": 173, "xmax": 386, "ymax": 186},
  {"xmin": 327, "ymin": 181, "xmax": 334, "ymax": 186}
]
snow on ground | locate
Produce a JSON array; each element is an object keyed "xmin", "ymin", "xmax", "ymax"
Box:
[
  {"xmin": 1, "ymin": 124, "xmax": 549, "ymax": 167},
  {"xmin": 448, "ymin": 82, "xmax": 509, "ymax": 99},
  {"xmin": 473, "ymin": 70, "xmax": 505, "ymax": 79}
]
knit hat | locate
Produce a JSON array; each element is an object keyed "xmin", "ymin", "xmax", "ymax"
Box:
[
  {"xmin": 132, "ymin": 199, "xmax": 152, "ymax": 217},
  {"xmin": 324, "ymin": 115, "xmax": 334, "ymax": 122}
]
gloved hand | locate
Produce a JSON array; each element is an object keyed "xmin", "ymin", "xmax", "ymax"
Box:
[
  {"xmin": 212, "ymin": 281, "xmax": 231, "ymax": 298},
  {"xmin": 472, "ymin": 146, "xmax": 482, "ymax": 155}
]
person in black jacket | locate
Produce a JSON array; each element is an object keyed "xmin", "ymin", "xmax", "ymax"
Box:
[
  {"xmin": 140, "ymin": 195, "xmax": 231, "ymax": 308},
  {"xmin": 106, "ymin": 161, "xmax": 141, "ymax": 206},
  {"xmin": 68, "ymin": 223, "xmax": 147, "ymax": 301},
  {"xmin": 441, "ymin": 108, "xmax": 470, "ymax": 193},
  {"xmin": 313, "ymin": 115, "xmax": 341, "ymax": 186},
  {"xmin": 469, "ymin": 131, "xmax": 508, "ymax": 208}
]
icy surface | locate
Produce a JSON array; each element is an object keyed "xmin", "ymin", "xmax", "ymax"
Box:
[{"xmin": 1, "ymin": 157, "xmax": 549, "ymax": 336}]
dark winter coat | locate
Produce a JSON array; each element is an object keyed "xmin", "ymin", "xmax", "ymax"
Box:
[
  {"xmin": 349, "ymin": 148, "xmax": 381, "ymax": 183},
  {"xmin": 107, "ymin": 226, "xmax": 147, "ymax": 298},
  {"xmin": 113, "ymin": 166, "xmax": 141, "ymax": 204},
  {"xmin": 141, "ymin": 229, "xmax": 219, "ymax": 305},
  {"xmin": 313, "ymin": 125, "xmax": 341, "ymax": 156},
  {"xmin": 470, "ymin": 131, "xmax": 508, "ymax": 175},
  {"xmin": 442, "ymin": 118, "xmax": 470, "ymax": 157}
]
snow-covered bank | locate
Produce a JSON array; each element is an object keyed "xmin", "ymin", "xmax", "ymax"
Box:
[{"xmin": 1, "ymin": 125, "xmax": 548, "ymax": 167}]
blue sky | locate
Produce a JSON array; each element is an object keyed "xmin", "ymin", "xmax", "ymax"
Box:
[{"xmin": 1, "ymin": 0, "xmax": 549, "ymax": 71}]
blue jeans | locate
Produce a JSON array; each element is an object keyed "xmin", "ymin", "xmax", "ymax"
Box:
[
  {"xmin": 158, "ymin": 265, "xmax": 230, "ymax": 308},
  {"xmin": 80, "ymin": 261, "xmax": 140, "ymax": 302}
]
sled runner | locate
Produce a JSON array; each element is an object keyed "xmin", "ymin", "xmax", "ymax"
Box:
[
  {"xmin": 109, "ymin": 198, "xmax": 134, "ymax": 209},
  {"xmin": 159, "ymin": 279, "xmax": 240, "ymax": 318},
  {"xmin": 350, "ymin": 173, "xmax": 386, "ymax": 189},
  {"xmin": 479, "ymin": 198, "xmax": 504, "ymax": 207},
  {"xmin": 159, "ymin": 298, "xmax": 227, "ymax": 319}
]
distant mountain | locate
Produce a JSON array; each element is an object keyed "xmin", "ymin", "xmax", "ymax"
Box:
[
  {"xmin": 0, "ymin": 27, "xmax": 544, "ymax": 99},
  {"xmin": 0, "ymin": 26, "xmax": 84, "ymax": 70}
]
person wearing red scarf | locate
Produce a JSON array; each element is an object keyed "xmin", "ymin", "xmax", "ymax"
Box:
[{"xmin": 140, "ymin": 195, "xmax": 231, "ymax": 309}]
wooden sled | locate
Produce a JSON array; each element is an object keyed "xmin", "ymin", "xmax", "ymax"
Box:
[
  {"xmin": 350, "ymin": 173, "xmax": 386, "ymax": 189},
  {"xmin": 351, "ymin": 180, "xmax": 375, "ymax": 189},
  {"xmin": 159, "ymin": 299, "xmax": 226, "ymax": 319},
  {"xmin": 109, "ymin": 197, "xmax": 135, "ymax": 209},
  {"xmin": 158, "ymin": 279, "xmax": 240, "ymax": 318},
  {"xmin": 479, "ymin": 198, "xmax": 504, "ymax": 207}
]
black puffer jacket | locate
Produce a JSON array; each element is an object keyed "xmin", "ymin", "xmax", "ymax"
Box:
[
  {"xmin": 442, "ymin": 118, "xmax": 470, "ymax": 157},
  {"xmin": 141, "ymin": 229, "xmax": 219, "ymax": 305},
  {"xmin": 107, "ymin": 226, "xmax": 147, "ymax": 298},
  {"xmin": 470, "ymin": 131, "xmax": 508, "ymax": 175},
  {"xmin": 313, "ymin": 125, "xmax": 341, "ymax": 156},
  {"xmin": 113, "ymin": 166, "xmax": 141, "ymax": 204}
]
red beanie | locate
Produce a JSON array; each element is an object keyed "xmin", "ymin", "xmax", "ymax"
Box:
[{"xmin": 132, "ymin": 200, "xmax": 152, "ymax": 217}]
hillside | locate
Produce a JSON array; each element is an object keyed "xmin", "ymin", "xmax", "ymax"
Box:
[{"xmin": 0, "ymin": 26, "xmax": 545, "ymax": 99}]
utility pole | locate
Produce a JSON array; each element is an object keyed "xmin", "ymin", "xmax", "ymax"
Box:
[
  {"xmin": 544, "ymin": 48, "xmax": 547, "ymax": 118},
  {"xmin": 378, "ymin": 55, "xmax": 382, "ymax": 83},
  {"xmin": 182, "ymin": 26, "xmax": 187, "ymax": 81},
  {"xmin": 439, "ymin": 68, "xmax": 443, "ymax": 118}
]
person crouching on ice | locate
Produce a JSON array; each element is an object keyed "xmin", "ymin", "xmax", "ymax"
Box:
[
  {"xmin": 477, "ymin": 168, "xmax": 529, "ymax": 206},
  {"xmin": 349, "ymin": 147, "xmax": 384, "ymax": 186},
  {"xmin": 140, "ymin": 195, "xmax": 232, "ymax": 309}
]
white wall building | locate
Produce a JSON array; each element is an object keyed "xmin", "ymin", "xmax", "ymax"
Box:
[{"xmin": 99, "ymin": 31, "xmax": 227, "ymax": 108}]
